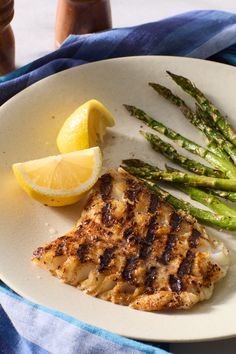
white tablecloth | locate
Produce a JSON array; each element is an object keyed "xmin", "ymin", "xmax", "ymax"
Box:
[{"xmin": 12, "ymin": 1, "xmax": 236, "ymax": 353}]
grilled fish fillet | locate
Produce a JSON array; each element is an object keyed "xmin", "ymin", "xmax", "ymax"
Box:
[{"xmin": 32, "ymin": 169, "xmax": 229, "ymax": 311}]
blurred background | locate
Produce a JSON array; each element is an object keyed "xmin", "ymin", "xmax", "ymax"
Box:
[{"xmin": 13, "ymin": 0, "xmax": 236, "ymax": 67}]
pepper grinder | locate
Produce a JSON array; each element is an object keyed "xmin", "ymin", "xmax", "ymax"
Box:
[
  {"xmin": 0, "ymin": 0, "xmax": 15, "ymax": 75},
  {"xmin": 55, "ymin": 0, "xmax": 112, "ymax": 48}
]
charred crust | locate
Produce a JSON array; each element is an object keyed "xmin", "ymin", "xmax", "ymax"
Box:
[
  {"xmin": 98, "ymin": 247, "xmax": 116, "ymax": 272},
  {"xmin": 125, "ymin": 178, "xmax": 142, "ymax": 203},
  {"xmin": 126, "ymin": 202, "xmax": 134, "ymax": 221},
  {"xmin": 139, "ymin": 214, "xmax": 157, "ymax": 259},
  {"xmin": 148, "ymin": 193, "xmax": 160, "ymax": 214},
  {"xmin": 101, "ymin": 202, "xmax": 113, "ymax": 227},
  {"xmin": 100, "ymin": 174, "xmax": 113, "ymax": 201},
  {"xmin": 123, "ymin": 227, "xmax": 133, "ymax": 239},
  {"xmin": 169, "ymin": 274, "xmax": 182, "ymax": 293},
  {"xmin": 122, "ymin": 256, "xmax": 139, "ymax": 282},
  {"xmin": 159, "ymin": 233, "xmax": 177, "ymax": 265},
  {"xmin": 145, "ymin": 266, "xmax": 157, "ymax": 289},
  {"xmin": 77, "ymin": 243, "xmax": 89, "ymax": 263},
  {"xmin": 189, "ymin": 228, "xmax": 201, "ymax": 248},
  {"xmin": 177, "ymin": 250, "xmax": 195, "ymax": 278},
  {"xmin": 170, "ymin": 212, "xmax": 182, "ymax": 231}
]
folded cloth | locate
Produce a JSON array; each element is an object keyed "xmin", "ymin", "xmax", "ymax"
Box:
[
  {"xmin": 0, "ymin": 283, "xmax": 170, "ymax": 354},
  {"xmin": 1, "ymin": 9, "xmax": 236, "ymax": 354},
  {"xmin": 1, "ymin": 10, "xmax": 236, "ymax": 105}
]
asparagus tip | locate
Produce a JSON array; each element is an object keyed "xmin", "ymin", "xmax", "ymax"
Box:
[
  {"xmin": 123, "ymin": 104, "xmax": 132, "ymax": 113},
  {"xmin": 149, "ymin": 82, "xmax": 156, "ymax": 88},
  {"xmin": 166, "ymin": 70, "xmax": 182, "ymax": 83},
  {"xmin": 149, "ymin": 82, "xmax": 166, "ymax": 91},
  {"xmin": 122, "ymin": 158, "xmax": 152, "ymax": 169},
  {"xmin": 166, "ymin": 70, "xmax": 173, "ymax": 77},
  {"xmin": 122, "ymin": 158, "xmax": 140, "ymax": 165}
]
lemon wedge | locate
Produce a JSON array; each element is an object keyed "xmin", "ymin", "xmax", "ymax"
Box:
[
  {"xmin": 57, "ymin": 99, "xmax": 115, "ymax": 153},
  {"xmin": 12, "ymin": 147, "xmax": 102, "ymax": 207}
]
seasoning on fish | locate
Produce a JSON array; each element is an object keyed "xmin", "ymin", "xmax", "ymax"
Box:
[{"xmin": 32, "ymin": 170, "xmax": 229, "ymax": 311}]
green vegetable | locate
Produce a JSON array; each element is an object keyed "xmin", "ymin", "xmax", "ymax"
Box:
[
  {"xmin": 166, "ymin": 165, "xmax": 236, "ymax": 218},
  {"xmin": 195, "ymin": 105, "xmax": 236, "ymax": 164},
  {"xmin": 167, "ymin": 70, "xmax": 236, "ymax": 146},
  {"xmin": 141, "ymin": 131, "xmax": 224, "ymax": 177},
  {"xmin": 149, "ymin": 81, "xmax": 236, "ymax": 164},
  {"xmin": 124, "ymin": 104, "xmax": 236, "ymax": 178},
  {"xmin": 121, "ymin": 165, "xmax": 236, "ymax": 192},
  {"xmin": 122, "ymin": 165, "xmax": 236, "ymax": 230},
  {"xmin": 208, "ymin": 189, "xmax": 236, "ymax": 202}
]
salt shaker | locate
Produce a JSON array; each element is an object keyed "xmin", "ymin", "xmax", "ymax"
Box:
[
  {"xmin": 0, "ymin": 0, "xmax": 15, "ymax": 75},
  {"xmin": 55, "ymin": 0, "xmax": 112, "ymax": 48}
]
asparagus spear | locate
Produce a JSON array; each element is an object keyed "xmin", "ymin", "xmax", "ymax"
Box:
[
  {"xmin": 195, "ymin": 105, "xmax": 236, "ymax": 164},
  {"xmin": 207, "ymin": 141, "xmax": 229, "ymax": 159},
  {"xmin": 177, "ymin": 184, "xmax": 236, "ymax": 218},
  {"xmin": 141, "ymin": 131, "xmax": 224, "ymax": 178},
  {"xmin": 124, "ymin": 104, "xmax": 236, "ymax": 178},
  {"xmin": 166, "ymin": 165, "xmax": 236, "ymax": 218},
  {"xmin": 123, "ymin": 158, "xmax": 156, "ymax": 169},
  {"xmin": 121, "ymin": 165, "xmax": 236, "ymax": 230},
  {"xmin": 149, "ymin": 82, "xmax": 196, "ymax": 123},
  {"xmin": 138, "ymin": 177, "xmax": 236, "ymax": 230},
  {"xmin": 120, "ymin": 165, "xmax": 236, "ymax": 192},
  {"xmin": 167, "ymin": 71, "xmax": 236, "ymax": 146},
  {"xmin": 209, "ymin": 189, "xmax": 236, "ymax": 202},
  {"xmin": 123, "ymin": 159, "xmax": 236, "ymax": 203},
  {"xmin": 149, "ymin": 82, "xmax": 236, "ymax": 164}
]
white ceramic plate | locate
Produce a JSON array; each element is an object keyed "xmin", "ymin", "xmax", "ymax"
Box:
[{"xmin": 1, "ymin": 56, "xmax": 236, "ymax": 343}]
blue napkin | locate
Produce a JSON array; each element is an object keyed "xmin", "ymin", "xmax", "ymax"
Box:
[
  {"xmin": 1, "ymin": 10, "xmax": 236, "ymax": 104},
  {"xmin": 1, "ymin": 9, "xmax": 236, "ymax": 354}
]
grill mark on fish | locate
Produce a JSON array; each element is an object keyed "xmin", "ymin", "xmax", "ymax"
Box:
[
  {"xmin": 126, "ymin": 202, "xmax": 135, "ymax": 221},
  {"xmin": 148, "ymin": 193, "xmax": 160, "ymax": 214},
  {"xmin": 125, "ymin": 178, "xmax": 142, "ymax": 202},
  {"xmin": 139, "ymin": 214, "xmax": 157, "ymax": 260},
  {"xmin": 169, "ymin": 251, "xmax": 195, "ymax": 292},
  {"xmin": 129, "ymin": 235, "xmax": 143, "ymax": 246},
  {"xmin": 100, "ymin": 173, "xmax": 113, "ymax": 201},
  {"xmin": 123, "ymin": 227, "xmax": 133, "ymax": 239},
  {"xmin": 178, "ymin": 250, "xmax": 195, "ymax": 278},
  {"xmin": 145, "ymin": 266, "xmax": 157, "ymax": 288},
  {"xmin": 189, "ymin": 228, "xmax": 201, "ymax": 248},
  {"xmin": 122, "ymin": 256, "xmax": 139, "ymax": 281},
  {"xmin": 98, "ymin": 247, "xmax": 116, "ymax": 272},
  {"xmin": 101, "ymin": 202, "xmax": 113, "ymax": 227},
  {"xmin": 32, "ymin": 170, "xmax": 228, "ymax": 312},
  {"xmin": 170, "ymin": 212, "xmax": 182, "ymax": 231},
  {"xmin": 159, "ymin": 233, "xmax": 177, "ymax": 265},
  {"xmin": 77, "ymin": 243, "xmax": 89, "ymax": 263},
  {"xmin": 169, "ymin": 274, "xmax": 182, "ymax": 293},
  {"xmin": 158, "ymin": 212, "xmax": 181, "ymax": 265}
]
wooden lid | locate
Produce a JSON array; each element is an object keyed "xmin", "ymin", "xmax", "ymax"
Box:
[{"xmin": 0, "ymin": 0, "xmax": 14, "ymax": 29}]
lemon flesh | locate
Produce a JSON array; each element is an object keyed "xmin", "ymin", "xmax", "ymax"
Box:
[
  {"xmin": 12, "ymin": 147, "xmax": 102, "ymax": 206},
  {"xmin": 57, "ymin": 99, "xmax": 115, "ymax": 153}
]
